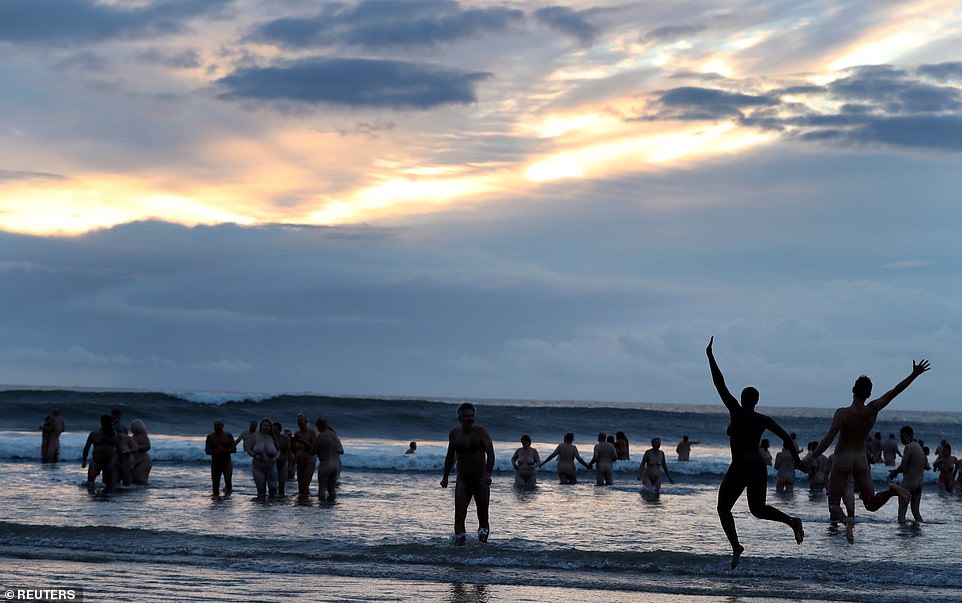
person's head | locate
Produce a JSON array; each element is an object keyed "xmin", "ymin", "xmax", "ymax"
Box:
[
  {"xmin": 409, "ymin": 441, "xmax": 417, "ymax": 450},
  {"xmin": 213, "ymin": 419, "xmax": 224, "ymax": 433},
  {"xmin": 273, "ymin": 422, "xmax": 282, "ymax": 434},
  {"xmin": 899, "ymin": 425, "xmax": 914, "ymax": 445},
  {"xmin": 651, "ymin": 437, "xmax": 661, "ymax": 449},
  {"xmin": 760, "ymin": 438, "xmax": 770, "ymax": 449},
  {"xmin": 889, "ymin": 433, "xmax": 896, "ymax": 439},
  {"xmin": 606, "ymin": 435, "xmax": 615, "ymax": 444},
  {"xmin": 457, "ymin": 403, "xmax": 476, "ymax": 429},
  {"xmin": 520, "ymin": 434, "xmax": 531, "ymax": 448},
  {"xmin": 100, "ymin": 414, "xmax": 113, "ymax": 431},
  {"xmin": 131, "ymin": 419, "xmax": 146, "ymax": 435},
  {"xmin": 853, "ymin": 375, "xmax": 872, "ymax": 400},
  {"xmin": 740, "ymin": 387, "xmax": 759, "ymax": 410},
  {"xmin": 941, "ymin": 443, "xmax": 952, "ymax": 456},
  {"xmin": 296, "ymin": 414, "xmax": 308, "ymax": 429},
  {"xmin": 111, "ymin": 408, "xmax": 122, "ymax": 420},
  {"xmin": 52, "ymin": 408, "xmax": 61, "ymax": 416},
  {"xmin": 597, "ymin": 432, "xmax": 606, "ymax": 442},
  {"xmin": 808, "ymin": 441, "xmax": 818, "ymax": 452},
  {"xmin": 616, "ymin": 431, "xmax": 627, "ymax": 441},
  {"xmin": 564, "ymin": 432, "xmax": 574, "ymax": 443},
  {"xmin": 316, "ymin": 417, "xmax": 328, "ymax": 430},
  {"xmin": 259, "ymin": 418, "xmax": 273, "ymax": 434},
  {"xmin": 249, "ymin": 420, "xmax": 257, "ymax": 432},
  {"xmin": 682, "ymin": 434, "xmax": 689, "ymax": 442}
]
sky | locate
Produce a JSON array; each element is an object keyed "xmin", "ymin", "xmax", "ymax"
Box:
[{"xmin": 1, "ymin": 0, "xmax": 961, "ymax": 410}]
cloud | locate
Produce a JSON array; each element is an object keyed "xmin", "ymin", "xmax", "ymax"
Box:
[
  {"xmin": 0, "ymin": 0, "xmax": 232, "ymax": 46},
  {"xmin": 214, "ymin": 57, "xmax": 491, "ymax": 109},
  {"xmin": 533, "ymin": 6, "xmax": 599, "ymax": 47},
  {"xmin": 640, "ymin": 63, "xmax": 962, "ymax": 152},
  {"xmin": 137, "ymin": 48, "xmax": 201, "ymax": 69},
  {"xmin": 641, "ymin": 24, "xmax": 706, "ymax": 44},
  {"xmin": 248, "ymin": 0, "xmax": 523, "ymax": 50}
]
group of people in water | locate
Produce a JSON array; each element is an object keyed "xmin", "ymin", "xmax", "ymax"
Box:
[
  {"xmin": 207, "ymin": 414, "xmax": 344, "ymax": 500},
  {"xmin": 77, "ymin": 408, "xmax": 152, "ymax": 492}
]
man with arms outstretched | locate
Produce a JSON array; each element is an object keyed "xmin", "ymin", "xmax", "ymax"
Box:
[
  {"xmin": 804, "ymin": 359, "xmax": 930, "ymax": 543},
  {"xmin": 441, "ymin": 403, "xmax": 495, "ymax": 545}
]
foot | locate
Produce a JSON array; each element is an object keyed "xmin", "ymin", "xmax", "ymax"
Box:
[
  {"xmin": 791, "ymin": 517, "xmax": 804, "ymax": 545},
  {"xmin": 845, "ymin": 517, "xmax": 855, "ymax": 544},
  {"xmin": 454, "ymin": 533, "xmax": 467, "ymax": 546},
  {"xmin": 730, "ymin": 544, "xmax": 744, "ymax": 569},
  {"xmin": 477, "ymin": 528, "xmax": 489, "ymax": 543}
]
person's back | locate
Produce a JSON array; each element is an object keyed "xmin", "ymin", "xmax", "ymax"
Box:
[
  {"xmin": 881, "ymin": 434, "xmax": 901, "ymax": 466},
  {"xmin": 590, "ymin": 434, "xmax": 618, "ymax": 486},
  {"xmin": 774, "ymin": 447, "xmax": 796, "ymax": 493}
]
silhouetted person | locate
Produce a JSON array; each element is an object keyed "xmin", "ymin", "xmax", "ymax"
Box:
[
  {"xmin": 312, "ymin": 417, "xmax": 341, "ymax": 501},
  {"xmin": 889, "ymin": 425, "xmax": 926, "ymax": 523},
  {"xmin": 614, "ymin": 431, "xmax": 630, "ymax": 460},
  {"xmin": 804, "ymin": 441, "xmax": 828, "ymax": 493},
  {"xmin": 774, "ymin": 444, "xmax": 796, "ymax": 494},
  {"xmin": 881, "ymin": 433, "xmax": 902, "ymax": 466},
  {"xmin": 440, "ymin": 403, "xmax": 495, "ymax": 545},
  {"xmin": 588, "ymin": 432, "xmax": 619, "ymax": 486},
  {"xmin": 676, "ymin": 434, "xmax": 699, "ymax": 461},
  {"xmin": 130, "ymin": 419, "xmax": 152, "ymax": 484},
  {"xmin": 707, "ymin": 337, "xmax": 803, "ymax": 569},
  {"xmin": 406, "ymin": 441, "xmax": 417, "ymax": 454},
  {"xmin": 867, "ymin": 432, "xmax": 883, "ymax": 464},
  {"xmin": 40, "ymin": 408, "xmax": 65, "ymax": 463},
  {"xmin": 638, "ymin": 437, "xmax": 674, "ymax": 496},
  {"xmin": 235, "ymin": 420, "xmax": 257, "ymax": 456},
  {"xmin": 933, "ymin": 442, "xmax": 957, "ymax": 493},
  {"xmin": 205, "ymin": 419, "xmax": 236, "ymax": 496},
  {"xmin": 82, "ymin": 415, "xmax": 118, "ymax": 493},
  {"xmin": 539, "ymin": 432, "xmax": 591, "ymax": 484},
  {"xmin": 248, "ymin": 418, "xmax": 278, "ymax": 499},
  {"xmin": 805, "ymin": 359, "xmax": 930, "ymax": 543},
  {"xmin": 290, "ymin": 414, "xmax": 316, "ymax": 498},
  {"xmin": 759, "ymin": 438, "xmax": 772, "ymax": 466},
  {"xmin": 511, "ymin": 434, "xmax": 540, "ymax": 486}
]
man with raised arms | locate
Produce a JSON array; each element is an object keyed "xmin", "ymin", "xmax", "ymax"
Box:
[
  {"xmin": 803, "ymin": 359, "xmax": 930, "ymax": 543},
  {"xmin": 440, "ymin": 403, "xmax": 495, "ymax": 545},
  {"xmin": 707, "ymin": 338, "xmax": 804, "ymax": 569}
]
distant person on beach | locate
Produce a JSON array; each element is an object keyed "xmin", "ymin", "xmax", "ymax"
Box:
[
  {"xmin": 882, "ymin": 433, "xmax": 902, "ymax": 466},
  {"xmin": 676, "ymin": 434, "xmax": 699, "ymax": 461},
  {"xmin": 130, "ymin": 419, "xmax": 152, "ymax": 485},
  {"xmin": 511, "ymin": 435, "xmax": 540, "ymax": 486},
  {"xmin": 440, "ymin": 403, "xmax": 495, "ymax": 545},
  {"xmin": 273, "ymin": 422, "xmax": 291, "ymax": 497},
  {"xmin": 790, "ymin": 432, "xmax": 802, "ymax": 455},
  {"xmin": 638, "ymin": 437, "xmax": 674, "ymax": 496},
  {"xmin": 867, "ymin": 432, "xmax": 883, "ymax": 464},
  {"xmin": 706, "ymin": 337, "xmax": 804, "ymax": 569},
  {"xmin": 932, "ymin": 442, "xmax": 957, "ymax": 493},
  {"xmin": 248, "ymin": 418, "xmax": 279, "ymax": 499},
  {"xmin": 290, "ymin": 414, "xmax": 316, "ymax": 498},
  {"xmin": 759, "ymin": 438, "xmax": 773, "ymax": 466},
  {"xmin": 40, "ymin": 408, "xmax": 65, "ymax": 463},
  {"xmin": 205, "ymin": 419, "xmax": 236, "ymax": 496},
  {"xmin": 539, "ymin": 432, "xmax": 591, "ymax": 484},
  {"xmin": 888, "ymin": 425, "xmax": 926, "ymax": 523},
  {"xmin": 82, "ymin": 415, "xmax": 119, "ymax": 493},
  {"xmin": 588, "ymin": 432, "xmax": 619, "ymax": 486},
  {"xmin": 774, "ymin": 444, "xmax": 796, "ymax": 494},
  {"xmin": 235, "ymin": 420, "xmax": 257, "ymax": 456},
  {"xmin": 804, "ymin": 359, "xmax": 929, "ymax": 543},
  {"xmin": 615, "ymin": 432, "xmax": 630, "ymax": 460},
  {"xmin": 313, "ymin": 417, "xmax": 341, "ymax": 501},
  {"xmin": 804, "ymin": 441, "xmax": 828, "ymax": 493},
  {"xmin": 406, "ymin": 441, "xmax": 417, "ymax": 454}
]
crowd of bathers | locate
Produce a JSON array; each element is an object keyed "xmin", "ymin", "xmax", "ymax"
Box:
[{"xmin": 75, "ymin": 408, "xmax": 152, "ymax": 492}]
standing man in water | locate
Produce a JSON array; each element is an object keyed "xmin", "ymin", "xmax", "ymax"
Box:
[
  {"xmin": 707, "ymin": 337, "xmax": 804, "ymax": 569},
  {"xmin": 40, "ymin": 408, "xmax": 65, "ymax": 463},
  {"xmin": 205, "ymin": 419, "xmax": 236, "ymax": 496},
  {"xmin": 804, "ymin": 358, "xmax": 930, "ymax": 543},
  {"xmin": 440, "ymin": 403, "xmax": 495, "ymax": 545}
]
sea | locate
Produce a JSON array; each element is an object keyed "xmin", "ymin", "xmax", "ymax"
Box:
[{"xmin": 2, "ymin": 388, "xmax": 962, "ymax": 603}]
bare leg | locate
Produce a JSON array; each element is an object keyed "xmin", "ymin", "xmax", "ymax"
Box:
[
  {"xmin": 717, "ymin": 468, "xmax": 745, "ymax": 568},
  {"xmin": 746, "ymin": 472, "xmax": 802, "ymax": 543},
  {"xmin": 453, "ymin": 477, "xmax": 470, "ymax": 537}
]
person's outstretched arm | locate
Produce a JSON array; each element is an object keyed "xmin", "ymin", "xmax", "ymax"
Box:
[
  {"xmin": 539, "ymin": 446, "xmax": 560, "ymax": 468},
  {"xmin": 661, "ymin": 452, "xmax": 674, "ymax": 484},
  {"xmin": 481, "ymin": 428, "xmax": 495, "ymax": 483},
  {"xmin": 805, "ymin": 410, "xmax": 843, "ymax": 469},
  {"xmin": 868, "ymin": 359, "xmax": 931, "ymax": 412},
  {"xmin": 440, "ymin": 430, "xmax": 456, "ymax": 488},
  {"xmin": 707, "ymin": 337, "xmax": 739, "ymax": 412},
  {"xmin": 765, "ymin": 416, "xmax": 803, "ymax": 467}
]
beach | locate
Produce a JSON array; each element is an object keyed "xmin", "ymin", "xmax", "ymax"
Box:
[{"xmin": 2, "ymin": 391, "xmax": 962, "ymax": 602}]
